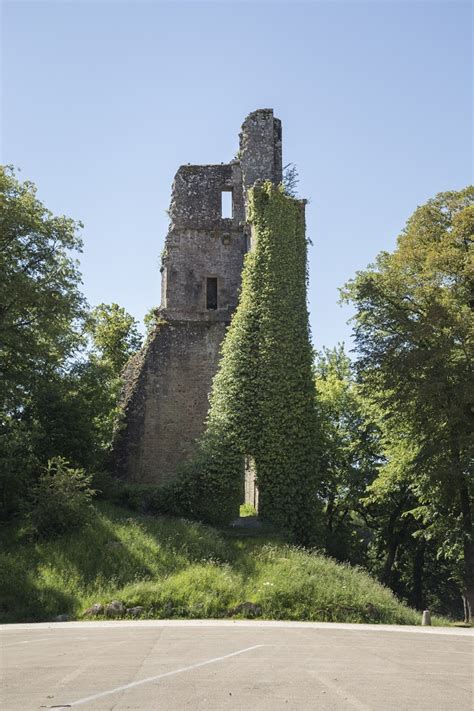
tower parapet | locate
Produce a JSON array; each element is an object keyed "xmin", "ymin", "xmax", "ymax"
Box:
[{"xmin": 239, "ymin": 109, "xmax": 282, "ymax": 200}]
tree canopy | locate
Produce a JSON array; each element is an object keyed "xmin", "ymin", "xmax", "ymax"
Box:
[
  {"xmin": 342, "ymin": 186, "xmax": 474, "ymax": 620},
  {"xmin": 0, "ymin": 167, "xmax": 142, "ymax": 516},
  {"xmin": 0, "ymin": 166, "xmax": 85, "ymax": 415}
]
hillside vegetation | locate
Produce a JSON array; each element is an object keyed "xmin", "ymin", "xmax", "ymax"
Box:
[
  {"xmin": 1, "ymin": 503, "xmax": 430, "ymax": 625},
  {"xmin": 2, "ymin": 169, "xmax": 471, "ymax": 621}
]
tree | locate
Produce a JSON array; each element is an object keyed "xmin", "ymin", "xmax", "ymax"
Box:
[
  {"xmin": 143, "ymin": 306, "xmax": 160, "ymax": 336},
  {"xmin": 342, "ymin": 187, "xmax": 474, "ymax": 620},
  {"xmin": 0, "ymin": 168, "xmax": 142, "ymax": 516},
  {"xmin": 314, "ymin": 345, "xmax": 381, "ymax": 560},
  {"xmin": 282, "ymin": 163, "xmax": 300, "ymax": 198},
  {"xmin": 0, "ymin": 166, "xmax": 85, "ymax": 515},
  {"xmin": 87, "ymin": 303, "xmax": 142, "ymax": 376},
  {"xmin": 78, "ymin": 302, "xmax": 143, "ymax": 468}
]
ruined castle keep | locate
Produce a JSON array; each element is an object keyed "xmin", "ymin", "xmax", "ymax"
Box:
[{"xmin": 115, "ymin": 110, "xmax": 283, "ymax": 486}]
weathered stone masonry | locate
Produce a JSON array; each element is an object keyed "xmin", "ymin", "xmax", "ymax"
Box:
[{"xmin": 114, "ymin": 109, "xmax": 283, "ymax": 486}]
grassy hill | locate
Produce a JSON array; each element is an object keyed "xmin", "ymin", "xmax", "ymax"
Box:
[{"xmin": 1, "ymin": 503, "xmax": 430, "ymax": 625}]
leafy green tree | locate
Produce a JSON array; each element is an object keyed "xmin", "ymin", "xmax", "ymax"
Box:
[
  {"xmin": 34, "ymin": 304, "xmax": 142, "ymax": 473},
  {"xmin": 0, "ymin": 166, "xmax": 85, "ymax": 411},
  {"xmin": 144, "ymin": 306, "xmax": 160, "ymax": 335},
  {"xmin": 314, "ymin": 345, "xmax": 381, "ymax": 560},
  {"xmin": 80, "ymin": 303, "xmax": 142, "ymax": 468},
  {"xmin": 363, "ymin": 428, "xmax": 424, "ymax": 591},
  {"xmin": 87, "ymin": 303, "xmax": 142, "ymax": 375},
  {"xmin": 342, "ymin": 187, "xmax": 474, "ymax": 621},
  {"xmin": 0, "ymin": 168, "xmax": 142, "ymax": 516},
  {"xmin": 363, "ymin": 420, "xmax": 465, "ymax": 617},
  {"xmin": 0, "ymin": 166, "xmax": 85, "ymax": 515}
]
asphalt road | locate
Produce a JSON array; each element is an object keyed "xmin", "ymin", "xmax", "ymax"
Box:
[{"xmin": 1, "ymin": 620, "xmax": 472, "ymax": 710}]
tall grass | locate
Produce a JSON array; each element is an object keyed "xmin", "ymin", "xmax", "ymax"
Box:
[{"xmin": 0, "ymin": 503, "xmax": 428, "ymax": 625}]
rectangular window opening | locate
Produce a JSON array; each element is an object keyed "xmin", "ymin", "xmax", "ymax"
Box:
[
  {"xmin": 221, "ymin": 189, "xmax": 233, "ymax": 219},
  {"xmin": 206, "ymin": 277, "xmax": 218, "ymax": 310}
]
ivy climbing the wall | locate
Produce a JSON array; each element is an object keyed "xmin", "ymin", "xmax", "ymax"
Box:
[{"xmin": 176, "ymin": 182, "xmax": 321, "ymax": 543}]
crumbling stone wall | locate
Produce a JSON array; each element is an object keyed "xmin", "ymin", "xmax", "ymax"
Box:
[
  {"xmin": 162, "ymin": 163, "xmax": 246, "ymax": 321},
  {"xmin": 115, "ymin": 320, "xmax": 228, "ymax": 484},
  {"xmin": 114, "ymin": 109, "xmax": 284, "ymax": 486}
]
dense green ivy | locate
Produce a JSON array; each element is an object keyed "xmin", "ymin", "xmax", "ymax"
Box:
[{"xmin": 182, "ymin": 182, "xmax": 321, "ymax": 542}]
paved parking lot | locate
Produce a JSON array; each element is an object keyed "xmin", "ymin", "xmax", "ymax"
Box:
[{"xmin": 1, "ymin": 620, "xmax": 472, "ymax": 710}]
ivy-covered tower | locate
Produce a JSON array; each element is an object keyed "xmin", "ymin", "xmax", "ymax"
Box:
[{"xmin": 114, "ymin": 110, "xmax": 283, "ymax": 487}]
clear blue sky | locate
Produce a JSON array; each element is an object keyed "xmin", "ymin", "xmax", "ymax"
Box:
[{"xmin": 2, "ymin": 0, "xmax": 472, "ymax": 352}]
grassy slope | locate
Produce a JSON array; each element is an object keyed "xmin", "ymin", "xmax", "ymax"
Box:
[{"xmin": 1, "ymin": 503, "xmax": 428, "ymax": 625}]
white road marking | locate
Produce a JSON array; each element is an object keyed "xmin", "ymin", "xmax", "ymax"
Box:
[
  {"xmin": 3, "ymin": 637, "xmax": 53, "ymax": 648},
  {"xmin": 314, "ymin": 673, "xmax": 371, "ymax": 711},
  {"xmin": 52, "ymin": 643, "xmax": 264, "ymax": 708},
  {"xmin": 56, "ymin": 660, "xmax": 95, "ymax": 687}
]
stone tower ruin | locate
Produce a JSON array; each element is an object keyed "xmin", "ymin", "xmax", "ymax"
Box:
[{"xmin": 114, "ymin": 109, "xmax": 283, "ymax": 486}]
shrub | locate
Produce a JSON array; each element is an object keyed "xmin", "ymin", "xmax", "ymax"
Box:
[
  {"xmin": 121, "ymin": 563, "xmax": 240, "ymax": 618},
  {"xmin": 28, "ymin": 457, "xmax": 95, "ymax": 538}
]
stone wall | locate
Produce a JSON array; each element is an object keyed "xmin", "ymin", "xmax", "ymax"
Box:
[
  {"xmin": 162, "ymin": 162, "xmax": 247, "ymax": 321},
  {"xmin": 239, "ymin": 109, "xmax": 282, "ymax": 196},
  {"xmin": 114, "ymin": 320, "xmax": 228, "ymax": 484},
  {"xmin": 114, "ymin": 108, "xmax": 284, "ymax": 487}
]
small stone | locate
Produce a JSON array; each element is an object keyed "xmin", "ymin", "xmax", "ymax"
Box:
[
  {"xmin": 127, "ymin": 606, "xmax": 145, "ymax": 618},
  {"xmin": 105, "ymin": 600, "xmax": 125, "ymax": 618},
  {"xmin": 106, "ymin": 541, "xmax": 122, "ymax": 549},
  {"xmin": 83, "ymin": 603, "xmax": 104, "ymax": 617},
  {"xmin": 54, "ymin": 614, "xmax": 69, "ymax": 622},
  {"xmin": 229, "ymin": 601, "xmax": 262, "ymax": 618}
]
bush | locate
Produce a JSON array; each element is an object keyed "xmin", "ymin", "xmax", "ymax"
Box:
[
  {"xmin": 116, "ymin": 482, "xmax": 183, "ymax": 516},
  {"xmin": 28, "ymin": 457, "xmax": 95, "ymax": 538},
  {"xmin": 121, "ymin": 563, "xmax": 240, "ymax": 618}
]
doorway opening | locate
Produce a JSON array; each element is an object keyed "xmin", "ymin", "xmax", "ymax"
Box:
[{"xmin": 241, "ymin": 455, "xmax": 259, "ymax": 517}]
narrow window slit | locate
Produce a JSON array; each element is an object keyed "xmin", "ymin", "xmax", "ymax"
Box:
[
  {"xmin": 221, "ymin": 189, "xmax": 233, "ymax": 218},
  {"xmin": 206, "ymin": 277, "xmax": 218, "ymax": 310}
]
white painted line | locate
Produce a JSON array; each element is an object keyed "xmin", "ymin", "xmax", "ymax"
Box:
[
  {"xmin": 3, "ymin": 636, "xmax": 53, "ymax": 648},
  {"xmin": 314, "ymin": 673, "xmax": 371, "ymax": 711},
  {"xmin": 52, "ymin": 643, "xmax": 264, "ymax": 708},
  {"xmin": 56, "ymin": 660, "xmax": 95, "ymax": 688}
]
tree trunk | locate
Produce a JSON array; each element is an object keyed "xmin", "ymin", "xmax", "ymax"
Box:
[
  {"xmin": 462, "ymin": 593, "xmax": 472, "ymax": 625},
  {"xmin": 382, "ymin": 511, "xmax": 400, "ymax": 587},
  {"xmin": 381, "ymin": 499, "xmax": 409, "ymax": 588},
  {"xmin": 412, "ymin": 540, "xmax": 425, "ymax": 611},
  {"xmin": 459, "ymin": 474, "xmax": 473, "ymax": 623},
  {"xmin": 451, "ymin": 434, "xmax": 473, "ymax": 624},
  {"xmin": 326, "ymin": 495, "xmax": 335, "ymax": 533}
]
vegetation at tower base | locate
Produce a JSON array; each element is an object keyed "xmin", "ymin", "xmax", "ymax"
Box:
[
  {"xmin": 1, "ymin": 501, "xmax": 434, "ymax": 625},
  {"xmin": 341, "ymin": 186, "xmax": 474, "ymax": 622},
  {"xmin": 172, "ymin": 182, "xmax": 321, "ymax": 542}
]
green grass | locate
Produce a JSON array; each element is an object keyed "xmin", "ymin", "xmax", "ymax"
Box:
[
  {"xmin": 0, "ymin": 503, "xmax": 442, "ymax": 625},
  {"xmin": 239, "ymin": 503, "xmax": 258, "ymax": 517}
]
